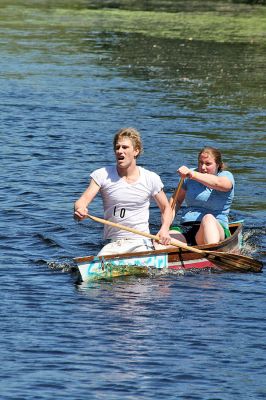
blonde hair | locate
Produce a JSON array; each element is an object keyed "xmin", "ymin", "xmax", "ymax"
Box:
[
  {"xmin": 113, "ymin": 127, "xmax": 143, "ymax": 158},
  {"xmin": 198, "ymin": 146, "xmax": 226, "ymax": 172}
]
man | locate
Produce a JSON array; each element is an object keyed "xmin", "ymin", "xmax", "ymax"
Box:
[{"xmin": 74, "ymin": 127, "xmax": 172, "ymax": 255}]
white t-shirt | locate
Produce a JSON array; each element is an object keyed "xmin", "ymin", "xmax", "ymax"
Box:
[{"xmin": 90, "ymin": 166, "xmax": 164, "ymax": 240}]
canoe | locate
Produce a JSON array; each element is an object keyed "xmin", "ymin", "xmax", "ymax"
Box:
[{"xmin": 74, "ymin": 221, "xmax": 262, "ymax": 282}]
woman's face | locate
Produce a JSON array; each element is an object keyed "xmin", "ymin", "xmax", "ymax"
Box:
[{"xmin": 198, "ymin": 152, "xmax": 218, "ymax": 175}]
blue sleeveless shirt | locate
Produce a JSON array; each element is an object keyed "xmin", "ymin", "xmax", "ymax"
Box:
[{"xmin": 181, "ymin": 170, "xmax": 235, "ymax": 228}]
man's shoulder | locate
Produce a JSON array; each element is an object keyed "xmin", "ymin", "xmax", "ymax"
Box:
[
  {"xmin": 139, "ymin": 166, "xmax": 160, "ymax": 179},
  {"xmin": 139, "ymin": 167, "xmax": 163, "ymax": 191},
  {"xmin": 90, "ymin": 166, "xmax": 117, "ymax": 185},
  {"xmin": 92, "ymin": 165, "xmax": 115, "ymax": 175}
]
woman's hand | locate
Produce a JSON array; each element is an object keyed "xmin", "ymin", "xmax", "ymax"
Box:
[{"xmin": 177, "ymin": 165, "xmax": 194, "ymax": 179}]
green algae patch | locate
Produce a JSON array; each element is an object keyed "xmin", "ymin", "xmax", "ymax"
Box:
[{"xmin": 0, "ymin": 4, "xmax": 266, "ymax": 45}]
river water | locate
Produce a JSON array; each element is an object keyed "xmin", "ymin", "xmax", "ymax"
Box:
[{"xmin": 1, "ymin": 2, "xmax": 265, "ymax": 399}]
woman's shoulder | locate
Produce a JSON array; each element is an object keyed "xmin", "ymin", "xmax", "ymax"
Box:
[
  {"xmin": 218, "ymin": 170, "xmax": 235, "ymax": 185},
  {"xmin": 218, "ymin": 170, "xmax": 234, "ymax": 178}
]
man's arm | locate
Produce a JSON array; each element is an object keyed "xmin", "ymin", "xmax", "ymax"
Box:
[
  {"xmin": 74, "ymin": 179, "xmax": 100, "ymax": 221},
  {"xmin": 154, "ymin": 190, "xmax": 172, "ymax": 245}
]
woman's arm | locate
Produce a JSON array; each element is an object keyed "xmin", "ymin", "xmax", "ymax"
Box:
[{"xmin": 178, "ymin": 166, "xmax": 232, "ymax": 192}]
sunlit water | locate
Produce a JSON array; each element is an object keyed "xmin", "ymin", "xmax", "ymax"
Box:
[{"xmin": 0, "ymin": 2, "xmax": 265, "ymax": 399}]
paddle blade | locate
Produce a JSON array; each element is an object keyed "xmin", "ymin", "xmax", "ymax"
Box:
[{"xmin": 206, "ymin": 251, "xmax": 263, "ymax": 273}]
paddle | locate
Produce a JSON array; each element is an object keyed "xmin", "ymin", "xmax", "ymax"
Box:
[
  {"xmin": 86, "ymin": 214, "xmax": 263, "ymax": 273},
  {"xmin": 171, "ymin": 178, "xmax": 184, "ymax": 210}
]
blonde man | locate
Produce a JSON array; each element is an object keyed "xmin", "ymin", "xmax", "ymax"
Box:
[{"xmin": 74, "ymin": 127, "xmax": 172, "ymax": 255}]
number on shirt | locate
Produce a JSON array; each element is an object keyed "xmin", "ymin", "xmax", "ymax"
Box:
[{"xmin": 114, "ymin": 206, "xmax": 126, "ymax": 218}]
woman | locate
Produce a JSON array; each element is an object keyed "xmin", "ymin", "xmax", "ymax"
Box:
[
  {"xmin": 74, "ymin": 127, "xmax": 172, "ymax": 255},
  {"xmin": 169, "ymin": 146, "xmax": 235, "ymax": 245}
]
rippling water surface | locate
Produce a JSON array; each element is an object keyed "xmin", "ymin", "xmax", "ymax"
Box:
[{"xmin": 1, "ymin": 2, "xmax": 265, "ymax": 399}]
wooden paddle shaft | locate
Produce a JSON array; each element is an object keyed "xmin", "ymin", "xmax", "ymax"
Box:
[
  {"xmin": 85, "ymin": 214, "xmax": 263, "ymax": 272},
  {"xmin": 87, "ymin": 214, "xmax": 204, "ymax": 255},
  {"xmin": 171, "ymin": 178, "xmax": 184, "ymax": 210}
]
